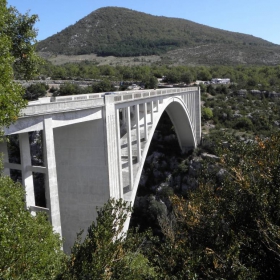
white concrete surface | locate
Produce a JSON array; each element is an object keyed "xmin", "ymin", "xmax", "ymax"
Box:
[
  {"xmin": 43, "ymin": 117, "xmax": 62, "ymax": 237},
  {"xmin": 19, "ymin": 133, "xmax": 35, "ymax": 210}
]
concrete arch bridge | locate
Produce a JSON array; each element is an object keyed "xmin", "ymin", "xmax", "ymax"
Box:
[{"xmin": 0, "ymin": 86, "xmax": 201, "ymax": 251}]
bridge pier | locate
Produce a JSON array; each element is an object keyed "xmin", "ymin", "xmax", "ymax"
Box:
[
  {"xmin": 115, "ymin": 108, "xmax": 123, "ymax": 198},
  {"xmin": 43, "ymin": 117, "xmax": 62, "ymax": 236},
  {"xmin": 143, "ymin": 102, "xmax": 148, "ymax": 141},
  {"xmin": 151, "ymin": 101, "xmax": 154, "ymax": 124},
  {"xmin": 126, "ymin": 106, "xmax": 133, "ymax": 191},
  {"xmin": 135, "ymin": 104, "xmax": 141, "ymax": 163},
  {"xmin": 19, "ymin": 133, "xmax": 36, "ymax": 212}
]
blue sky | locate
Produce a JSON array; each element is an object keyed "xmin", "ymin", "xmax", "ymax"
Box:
[{"xmin": 7, "ymin": 0, "xmax": 280, "ymax": 45}]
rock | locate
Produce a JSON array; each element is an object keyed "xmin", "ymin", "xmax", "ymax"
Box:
[{"xmin": 201, "ymin": 153, "xmax": 219, "ymax": 161}]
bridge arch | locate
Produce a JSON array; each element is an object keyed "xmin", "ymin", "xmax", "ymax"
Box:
[{"xmin": 123, "ymin": 96, "xmax": 197, "ymax": 210}]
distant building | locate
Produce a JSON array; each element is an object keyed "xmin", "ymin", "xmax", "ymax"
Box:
[
  {"xmin": 127, "ymin": 83, "xmax": 141, "ymax": 90},
  {"xmin": 211, "ymin": 78, "xmax": 230, "ymax": 84}
]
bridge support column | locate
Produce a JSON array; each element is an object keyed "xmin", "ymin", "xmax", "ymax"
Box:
[
  {"xmin": 156, "ymin": 99, "xmax": 159, "ymax": 112},
  {"xmin": 196, "ymin": 88, "xmax": 201, "ymax": 144},
  {"xmin": 122, "ymin": 107, "xmax": 126, "ymax": 123},
  {"xmin": 0, "ymin": 137, "xmax": 10, "ymax": 176},
  {"xmin": 144, "ymin": 102, "xmax": 148, "ymax": 141},
  {"xmin": 126, "ymin": 106, "xmax": 133, "ymax": 191},
  {"xmin": 105, "ymin": 98, "xmax": 121, "ymax": 198},
  {"xmin": 43, "ymin": 117, "xmax": 62, "ymax": 237},
  {"xmin": 151, "ymin": 101, "xmax": 154, "ymax": 124},
  {"xmin": 116, "ymin": 109, "xmax": 123, "ymax": 198},
  {"xmin": 19, "ymin": 133, "xmax": 36, "ymax": 211},
  {"xmin": 135, "ymin": 104, "xmax": 141, "ymax": 163},
  {"xmin": 191, "ymin": 93, "xmax": 195, "ymax": 133}
]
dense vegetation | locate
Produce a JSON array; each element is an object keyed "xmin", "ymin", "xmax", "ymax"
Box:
[
  {"xmin": 36, "ymin": 62, "xmax": 280, "ymax": 88},
  {"xmin": 25, "ymin": 62, "xmax": 280, "ymax": 100},
  {"xmin": 18, "ymin": 64, "xmax": 279, "ymax": 107},
  {"xmin": 143, "ymin": 134, "xmax": 280, "ymax": 279},
  {"xmin": 0, "ymin": 1, "xmax": 64, "ymax": 278},
  {"xmin": 0, "ymin": 0, "xmax": 40, "ymax": 127},
  {"xmin": 36, "ymin": 7, "xmax": 280, "ymax": 65},
  {"xmin": 0, "ymin": 176, "xmax": 65, "ymax": 279}
]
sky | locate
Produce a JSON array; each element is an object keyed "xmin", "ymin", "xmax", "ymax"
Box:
[{"xmin": 6, "ymin": 0, "xmax": 280, "ymax": 45}]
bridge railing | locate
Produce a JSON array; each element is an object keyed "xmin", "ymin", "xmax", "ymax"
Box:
[
  {"xmin": 27, "ymin": 92, "xmax": 104, "ymax": 105},
  {"xmin": 112, "ymin": 86, "xmax": 199, "ymax": 103},
  {"xmin": 27, "ymin": 87, "xmax": 198, "ymax": 105},
  {"xmin": 21, "ymin": 87, "xmax": 198, "ymax": 116},
  {"xmin": 21, "ymin": 96, "xmax": 105, "ymax": 116},
  {"xmin": 51, "ymin": 92, "xmax": 104, "ymax": 102}
]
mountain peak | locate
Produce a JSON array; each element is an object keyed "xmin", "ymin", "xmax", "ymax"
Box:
[{"xmin": 37, "ymin": 7, "xmax": 280, "ymax": 65}]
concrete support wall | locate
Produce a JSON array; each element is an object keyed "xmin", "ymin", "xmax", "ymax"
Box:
[{"xmin": 53, "ymin": 119, "xmax": 109, "ymax": 252}]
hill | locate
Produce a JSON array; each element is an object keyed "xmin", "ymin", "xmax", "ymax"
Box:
[{"xmin": 37, "ymin": 7, "xmax": 280, "ymax": 66}]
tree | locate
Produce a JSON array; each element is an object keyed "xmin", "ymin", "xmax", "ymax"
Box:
[
  {"xmin": 164, "ymin": 68, "xmax": 181, "ymax": 83},
  {"xmin": 92, "ymin": 79, "xmax": 115, "ymax": 93},
  {"xmin": 0, "ymin": 2, "xmax": 66, "ymax": 279},
  {"xmin": 24, "ymin": 82, "xmax": 49, "ymax": 100},
  {"xmin": 197, "ymin": 67, "xmax": 211, "ymax": 81},
  {"xmin": 181, "ymin": 71, "xmax": 193, "ymax": 84},
  {"xmin": 202, "ymin": 107, "xmax": 213, "ymax": 121},
  {"xmin": 144, "ymin": 76, "xmax": 158, "ymax": 89},
  {"xmin": 0, "ymin": 0, "xmax": 41, "ymax": 128},
  {"xmin": 6, "ymin": 6, "xmax": 41, "ymax": 80},
  {"xmin": 207, "ymin": 84, "xmax": 216, "ymax": 95},
  {"xmin": 150, "ymin": 134, "xmax": 280, "ymax": 279},
  {"xmin": 56, "ymin": 82, "xmax": 83, "ymax": 96},
  {"xmin": 233, "ymin": 116, "xmax": 253, "ymax": 131},
  {"xmin": 0, "ymin": 176, "xmax": 65, "ymax": 279},
  {"xmin": 61, "ymin": 199, "xmax": 156, "ymax": 279}
]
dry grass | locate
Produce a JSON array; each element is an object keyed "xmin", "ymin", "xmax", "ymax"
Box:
[{"xmin": 40, "ymin": 52, "xmax": 161, "ymax": 66}]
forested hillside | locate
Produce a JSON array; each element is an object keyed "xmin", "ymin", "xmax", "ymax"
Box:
[{"xmin": 36, "ymin": 7, "xmax": 280, "ymax": 66}]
